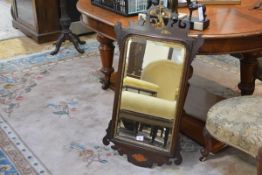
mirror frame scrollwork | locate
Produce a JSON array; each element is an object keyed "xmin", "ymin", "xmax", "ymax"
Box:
[{"xmin": 103, "ymin": 17, "xmax": 204, "ymax": 168}]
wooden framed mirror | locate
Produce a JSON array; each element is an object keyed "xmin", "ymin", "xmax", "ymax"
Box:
[{"xmin": 103, "ymin": 13, "xmax": 203, "ymax": 167}]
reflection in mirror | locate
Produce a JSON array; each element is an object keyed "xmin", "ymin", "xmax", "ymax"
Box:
[{"xmin": 115, "ymin": 36, "xmax": 186, "ymax": 151}]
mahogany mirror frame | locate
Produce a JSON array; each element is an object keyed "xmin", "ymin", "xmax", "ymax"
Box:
[{"xmin": 103, "ymin": 19, "xmax": 204, "ymax": 168}]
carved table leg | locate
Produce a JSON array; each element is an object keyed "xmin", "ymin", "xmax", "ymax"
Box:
[
  {"xmin": 96, "ymin": 34, "xmax": 115, "ymax": 90},
  {"xmin": 238, "ymin": 52, "xmax": 259, "ymax": 95}
]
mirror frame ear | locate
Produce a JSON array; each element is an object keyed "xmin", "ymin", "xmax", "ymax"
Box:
[{"xmin": 103, "ymin": 20, "xmax": 204, "ymax": 168}]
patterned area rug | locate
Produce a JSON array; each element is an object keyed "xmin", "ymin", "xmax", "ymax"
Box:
[
  {"xmin": 0, "ymin": 40, "xmax": 259, "ymax": 175},
  {"xmin": 0, "ymin": 114, "xmax": 49, "ymax": 175}
]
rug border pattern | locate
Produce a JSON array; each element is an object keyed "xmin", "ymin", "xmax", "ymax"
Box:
[{"xmin": 0, "ymin": 114, "xmax": 50, "ymax": 175}]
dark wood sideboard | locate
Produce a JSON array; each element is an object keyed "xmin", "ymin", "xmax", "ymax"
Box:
[
  {"xmin": 11, "ymin": 0, "xmax": 82, "ymax": 43},
  {"xmin": 11, "ymin": 0, "xmax": 60, "ymax": 43}
]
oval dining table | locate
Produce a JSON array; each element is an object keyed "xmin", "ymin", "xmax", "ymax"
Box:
[
  {"xmin": 77, "ymin": 0, "xmax": 262, "ymax": 95},
  {"xmin": 77, "ymin": 0, "xmax": 262, "ymax": 150}
]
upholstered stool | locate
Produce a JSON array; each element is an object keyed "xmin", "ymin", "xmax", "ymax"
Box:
[{"xmin": 200, "ymin": 96, "xmax": 262, "ymax": 175}]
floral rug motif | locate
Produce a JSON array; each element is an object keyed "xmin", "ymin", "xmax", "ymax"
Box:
[
  {"xmin": 0, "ymin": 41, "xmax": 99, "ymax": 118},
  {"xmin": 0, "ymin": 148, "xmax": 19, "ymax": 175},
  {"xmin": 0, "ymin": 114, "xmax": 49, "ymax": 175},
  {"xmin": 0, "ymin": 40, "xmax": 259, "ymax": 175},
  {"xmin": 47, "ymin": 98, "xmax": 79, "ymax": 118},
  {"xmin": 68, "ymin": 142, "xmax": 118, "ymax": 167},
  {"xmin": 0, "ymin": 41, "xmax": 98, "ymax": 175},
  {"xmin": 0, "ymin": 69, "xmax": 49, "ymax": 117}
]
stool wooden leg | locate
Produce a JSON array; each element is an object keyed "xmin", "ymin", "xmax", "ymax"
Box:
[
  {"xmin": 200, "ymin": 128, "xmax": 212, "ymax": 161},
  {"xmin": 134, "ymin": 122, "xmax": 139, "ymax": 135},
  {"xmin": 151, "ymin": 126, "xmax": 158, "ymax": 144},
  {"xmin": 163, "ymin": 128, "xmax": 170, "ymax": 147},
  {"xmin": 256, "ymin": 147, "xmax": 262, "ymax": 175}
]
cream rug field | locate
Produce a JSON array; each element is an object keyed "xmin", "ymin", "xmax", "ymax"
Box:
[{"xmin": 0, "ymin": 40, "xmax": 260, "ymax": 175}]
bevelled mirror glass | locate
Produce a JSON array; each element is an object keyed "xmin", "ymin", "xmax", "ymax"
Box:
[
  {"xmin": 103, "ymin": 13, "xmax": 203, "ymax": 167},
  {"xmin": 116, "ymin": 36, "xmax": 186, "ymax": 152}
]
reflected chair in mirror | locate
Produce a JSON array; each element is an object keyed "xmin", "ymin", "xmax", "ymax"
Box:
[
  {"xmin": 102, "ymin": 4, "xmax": 204, "ymax": 167},
  {"xmin": 122, "ymin": 59, "xmax": 183, "ymax": 147},
  {"xmin": 200, "ymin": 96, "xmax": 262, "ymax": 175}
]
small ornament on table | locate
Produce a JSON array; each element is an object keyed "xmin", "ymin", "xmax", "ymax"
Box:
[{"xmin": 184, "ymin": 0, "xmax": 210, "ymax": 30}]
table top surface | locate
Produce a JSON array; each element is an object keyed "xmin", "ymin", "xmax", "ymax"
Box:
[{"xmin": 77, "ymin": 0, "xmax": 262, "ymax": 38}]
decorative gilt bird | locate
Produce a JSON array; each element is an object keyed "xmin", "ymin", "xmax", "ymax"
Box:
[{"xmin": 147, "ymin": 0, "xmax": 172, "ymax": 30}]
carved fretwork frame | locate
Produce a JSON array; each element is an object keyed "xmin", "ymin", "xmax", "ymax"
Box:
[{"xmin": 103, "ymin": 15, "xmax": 204, "ymax": 167}]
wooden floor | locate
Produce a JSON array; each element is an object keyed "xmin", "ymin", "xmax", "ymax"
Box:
[
  {"xmin": 0, "ymin": 37, "xmax": 52, "ymax": 59},
  {"xmin": 0, "ymin": 35, "xmax": 96, "ymax": 60}
]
